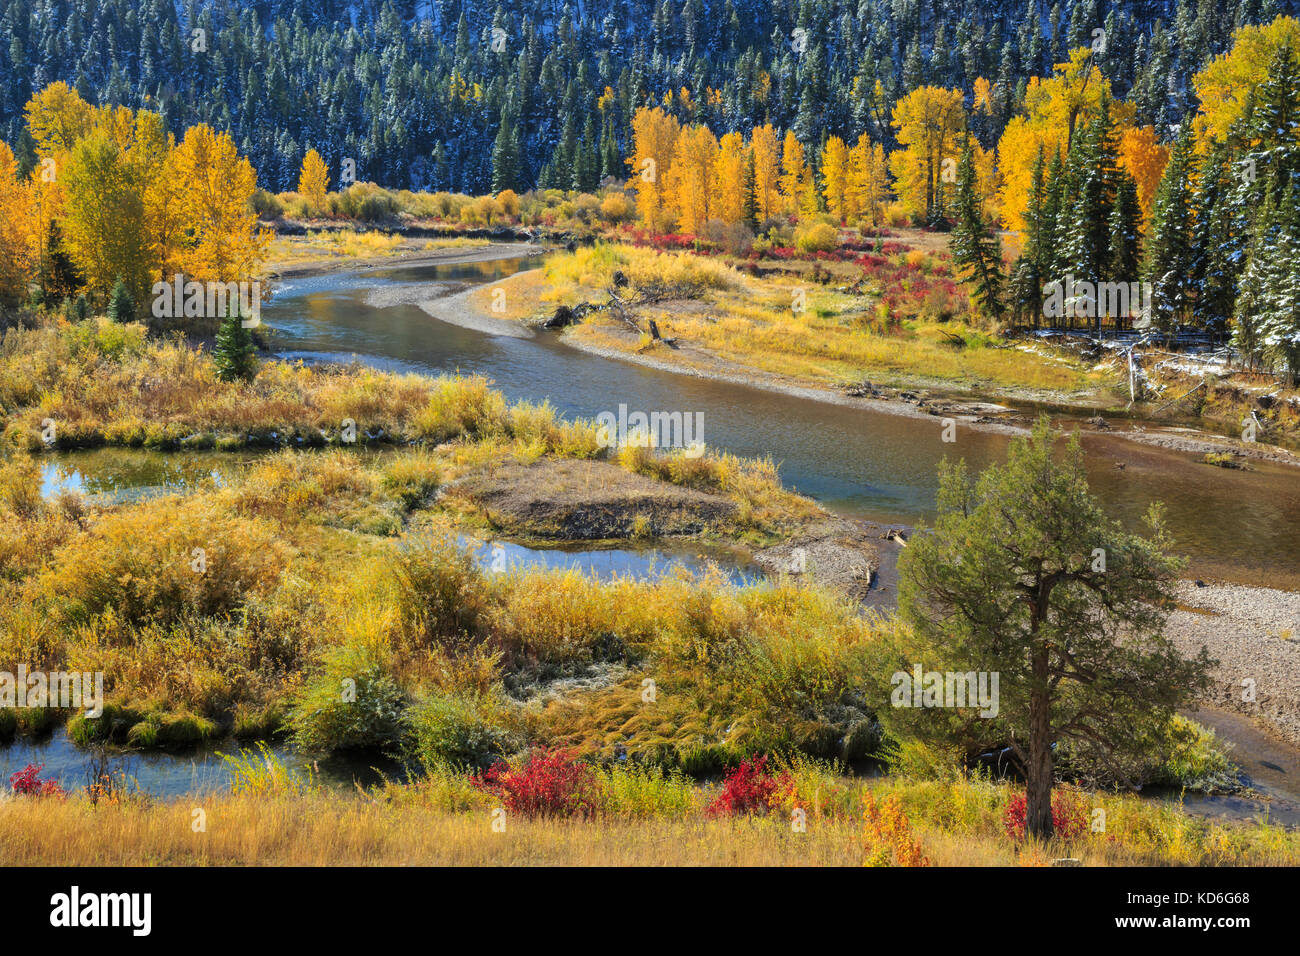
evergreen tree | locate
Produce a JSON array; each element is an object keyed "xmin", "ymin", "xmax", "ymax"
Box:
[
  {"xmin": 1108, "ymin": 171, "xmax": 1143, "ymax": 327},
  {"xmin": 1247, "ymin": 186, "xmax": 1300, "ymax": 383},
  {"xmin": 107, "ymin": 276, "xmax": 135, "ymax": 323},
  {"xmin": 490, "ymin": 106, "xmax": 520, "ymax": 193},
  {"xmin": 1009, "ymin": 146, "xmax": 1051, "ymax": 327},
  {"xmin": 742, "ymin": 149, "xmax": 759, "ymax": 230},
  {"xmin": 1062, "ymin": 96, "xmax": 1121, "ymax": 333},
  {"xmin": 213, "ymin": 309, "xmax": 259, "ymax": 383},
  {"xmin": 949, "ymin": 137, "xmax": 1005, "ymax": 321},
  {"xmin": 1191, "ymin": 146, "xmax": 1240, "ymax": 338},
  {"xmin": 1144, "ymin": 124, "xmax": 1198, "ymax": 335}
]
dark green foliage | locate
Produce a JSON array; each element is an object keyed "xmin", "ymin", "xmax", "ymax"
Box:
[
  {"xmin": 949, "ymin": 137, "xmax": 1005, "ymax": 320},
  {"xmin": 213, "ymin": 309, "xmax": 258, "ymax": 383},
  {"xmin": 107, "ymin": 276, "xmax": 135, "ymax": 323},
  {"xmin": 893, "ymin": 418, "xmax": 1212, "ymax": 838}
]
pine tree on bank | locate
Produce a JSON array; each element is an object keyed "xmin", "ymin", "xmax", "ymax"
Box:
[
  {"xmin": 214, "ymin": 309, "xmax": 259, "ymax": 383},
  {"xmin": 949, "ymin": 137, "xmax": 1006, "ymax": 322},
  {"xmin": 107, "ymin": 276, "xmax": 135, "ymax": 323},
  {"xmin": 1143, "ymin": 123, "xmax": 1198, "ymax": 336},
  {"xmin": 1009, "ymin": 147, "xmax": 1052, "ymax": 328},
  {"xmin": 894, "ymin": 419, "xmax": 1212, "ymax": 841}
]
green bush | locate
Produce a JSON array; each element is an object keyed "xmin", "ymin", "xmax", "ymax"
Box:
[
  {"xmin": 286, "ymin": 644, "xmax": 407, "ymax": 753},
  {"xmin": 404, "ymin": 691, "xmax": 520, "ymax": 772}
]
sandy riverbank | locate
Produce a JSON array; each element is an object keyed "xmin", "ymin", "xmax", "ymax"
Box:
[
  {"xmin": 265, "ymin": 240, "xmax": 544, "ymax": 280},
  {"xmin": 1168, "ymin": 582, "xmax": 1300, "ymax": 750}
]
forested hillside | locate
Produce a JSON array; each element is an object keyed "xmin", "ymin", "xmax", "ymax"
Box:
[{"xmin": 1, "ymin": 0, "xmax": 1295, "ymax": 193}]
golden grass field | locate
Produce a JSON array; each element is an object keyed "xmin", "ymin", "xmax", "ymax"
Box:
[
  {"xmin": 4, "ymin": 767, "xmax": 1298, "ymax": 866},
  {"xmin": 470, "ymin": 241, "xmax": 1111, "ymax": 397}
]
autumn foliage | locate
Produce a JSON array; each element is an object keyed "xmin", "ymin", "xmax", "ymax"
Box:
[
  {"xmin": 1, "ymin": 82, "xmax": 268, "ymax": 311},
  {"xmin": 861, "ymin": 791, "xmax": 929, "ymax": 867}
]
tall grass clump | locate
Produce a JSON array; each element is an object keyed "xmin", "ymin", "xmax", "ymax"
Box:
[{"xmin": 286, "ymin": 643, "xmax": 406, "ymax": 754}]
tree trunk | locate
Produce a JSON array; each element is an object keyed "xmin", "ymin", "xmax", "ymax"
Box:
[{"xmin": 1026, "ymin": 647, "xmax": 1055, "ymax": 840}]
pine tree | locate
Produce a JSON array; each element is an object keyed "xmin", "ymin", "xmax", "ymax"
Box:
[
  {"xmin": 1233, "ymin": 194, "xmax": 1275, "ymax": 371},
  {"xmin": 1190, "ymin": 146, "xmax": 1239, "ymax": 338},
  {"xmin": 742, "ymin": 149, "xmax": 759, "ymax": 230},
  {"xmin": 1062, "ymin": 96, "xmax": 1121, "ymax": 333},
  {"xmin": 1108, "ymin": 171, "xmax": 1143, "ymax": 328},
  {"xmin": 1009, "ymin": 146, "xmax": 1050, "ymax": 327},
  {"xmin": 213, "ymin": 309, "xmax": 258, "ymax": 383},
  {"xmin": 107, "ymin": 276, "xmax": 135, "ymax": 323},
  {"xmin": 1252, "ymin": 186, "xmax": 1300, "ymax": 383},
  {"xmin": 1144, "ymin": 124, "xmax": 1198, "ymax": 335},
  {"xmin": 490, "ymin": 107, "xmax": 520, "ymax": 193},
  {"xmin": 949, "ymin": 137, "xmax": 1005, "ymax": 321}
]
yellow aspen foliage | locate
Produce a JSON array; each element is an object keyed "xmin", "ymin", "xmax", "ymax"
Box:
[
  {"xmin": 972, "ymin": 77, "xmax": 993, "ymax": 115},
  {"xmin": 171, "ymin": 124, "xmax": 269, "ymax": 285},
  {"xmin": 299, "ymin": 149, "xmax": 330, "ymax": 212},
  {"xmin": 996, "ymin": 49, "xmax": 1134, "ymax": 232},
  {"xmin": 779, "ymin": 131, "xmax": 814, "ymax": 216},
  {"xmin": 60, "ymin": 131, "xmax": 154, "ymax": 302},
  {"xmin": 23, "ymin": 82, "xmax": 94, "ymax": 158},
  {"xmin": 750, "ymin": 124, "xmax": 783, "ymax": 222},
  {"xmin": 714, "ymin": 132, "xmax": 750, "ymax": 225},
  {"xmin": 848, "ymin": 134, "xmax": 892, "ymax": 225},
  {"xmin": 1118, "ymin": 126, "xmax": 1170, "ymax": 229},
  {"xmin": 627, "ymin": 106, "xmax": 681, "ymax": 233},
  {"xmin": 1193, "ymin": 15, "xmax": 1300, "ymax": 144},
  {"xmin": 0, "ymin": 141, "xmax": 37, "ymax": 301},
  {"xmin": 668, "ymin": 124, "xmax": 719, "ymax": 234},
  {"xmin": 821, "ymin": 135, "xmax": 853, "ymax": 223},
  {"xmin": 888, "ymin": 85, "xmax": 966, "ymax": 220}
]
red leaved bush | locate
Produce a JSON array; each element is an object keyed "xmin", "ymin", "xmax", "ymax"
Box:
[
  {"xmin": 8, "ymin": 762, "xmax": 66, "ymax": 797},
  {"xmin": 470, "ymin": 747, "xmax": 600, "ymax": 819},
  {"xmin": 1002, "ymin": 790, "xmax": 1090, "ymax": 842},
  {"xmin": 705, "ymin": 755, "xmax": 793, "ymax": 816}
]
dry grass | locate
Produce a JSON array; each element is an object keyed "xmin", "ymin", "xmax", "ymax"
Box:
[
  {"xmin": 0, "ymin": 794, "xmax": 863, "ymax": 865},
  {"xmin": 482, "ymin": 242, "xmax": 1108, "ymax": 396},
  {"xmin": 3, "ymin": 769, "xmax": 1297, "ymax": 866}
]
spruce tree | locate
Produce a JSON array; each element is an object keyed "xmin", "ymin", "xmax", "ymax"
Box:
[
  {"xmin": 1191, "ymin": 146, "xmax": 1239, "ymax": 338},
  {"xmin": 949, "ymin": 137, "xmax": 1006, "ymax": 322},
  {"xmin": 1108, "ymin": 172, "xmax": 1142, "ymax": 328},
  {"xmin": 214, "ymin": 309, "xmax": 259, "ymax": 383},
  {"xmin": 1063, "ymin": 96, "xmax": 1121, "ymax": 333},
  {"xmin": 1009, "ymin": 146, "xmax": 1050, "ymax": 327},
  {"xmin": 1252, "ymin": 186, "xmax": 1300, "ymax": 384},
  {"xmin": 108, "ymin": 277, "xmax": 135, "ymax": 323},
  {"xmin": 1144, "ymin": 123, "xmax": 1197, "ymax": 335}
]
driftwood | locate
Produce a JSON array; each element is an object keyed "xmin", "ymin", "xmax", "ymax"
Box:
[{"xmin": 543, "ymin": 285, "xmax": 677, "ymax": 347}]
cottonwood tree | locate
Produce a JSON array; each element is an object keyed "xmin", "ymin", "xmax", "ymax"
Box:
[{"xmin": 896, "ymin": 418, "xmax": 1212, "ymax": 840}]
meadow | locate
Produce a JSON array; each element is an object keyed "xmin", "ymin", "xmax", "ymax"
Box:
[
  {"xmin": 3, "ymin": 749, "xmax": 1296, "ymax": 866},
  {"xmin": 473, "ymin": 240, "xmax": 1114, "ymax": 398}
]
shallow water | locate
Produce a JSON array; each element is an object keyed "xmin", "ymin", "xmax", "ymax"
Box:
[
  {"xmin": 0, "ymin": 730, "xmax": 397, "ymax": 798},
  {"xmin": 264, "ymin": 257, "xmax": 1300, "ymax": 589}
]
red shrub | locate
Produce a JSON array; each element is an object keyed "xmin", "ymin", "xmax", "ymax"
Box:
[
  {"xmin": 470, "ymin": 748, "xmax": 600, "ymax": 819},
  {"xmin": 8, "ymin": 762, "xmax": 66, "ymax": 797},
  {"xmin": 706, "ymin": 755, "xmax": 793, "ymax": 816},
  {"xmin": 1002, "ymin": 790, "xmax": 1090, "ymax": 842}
]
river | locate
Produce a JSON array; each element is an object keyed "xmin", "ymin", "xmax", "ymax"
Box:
[{"xmin": 9, "ymin": 250, "xmax": 1300, "ymax": 818}]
